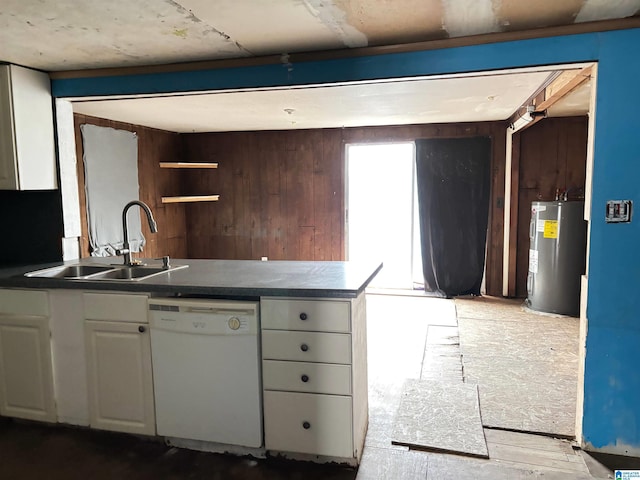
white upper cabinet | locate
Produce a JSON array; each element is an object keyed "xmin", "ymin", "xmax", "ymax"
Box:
[{"xmin": 0, "ymin": 64, "xmax": 57, "ymax": 190}]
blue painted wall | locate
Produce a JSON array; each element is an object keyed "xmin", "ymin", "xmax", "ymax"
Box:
[
  {"xmin": 52, "ymin": 28, "xmax": 640, "ymax": 454},
  {"xmin": 580, "ymin": 29, "xmax": 640, "ymax": 455}
]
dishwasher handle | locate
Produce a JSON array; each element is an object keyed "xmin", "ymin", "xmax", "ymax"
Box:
[{"xmin": 186, "ymin": 307, "xmax": 254, "ymax": 315}]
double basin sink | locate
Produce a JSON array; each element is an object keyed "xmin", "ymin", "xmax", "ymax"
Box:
[{"xmin": 25, "ymin": 263, "xmax": 188, "ymax": 282}]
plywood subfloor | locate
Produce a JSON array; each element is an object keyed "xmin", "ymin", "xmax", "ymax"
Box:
[
  {"xmin": 421, "ymin": 325, "xmax": 463, "ymax": 381},
  {"xmin": 455, "ymin": 296, "xmax": 579, "ymax": 437},
  {"xmin": 391, "ymin": 379, "xmax": 489, "ymax": 458},
  {"xmin": 426, "ymin": 430, "xmax": 594, "ymax": 479},
  {"xmin": 359, "ymin": 293, "xmax": 606, "ymax": 480}
]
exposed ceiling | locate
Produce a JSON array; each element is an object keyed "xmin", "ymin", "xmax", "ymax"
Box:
[{"xmin": 0, "ymin": 0, "xmax": 639, "ymax": 72}]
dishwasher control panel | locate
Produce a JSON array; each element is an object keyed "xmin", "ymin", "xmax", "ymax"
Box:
[{"xmin": 149, "ymin": 299, "xmax": 259, "ymax": 335}]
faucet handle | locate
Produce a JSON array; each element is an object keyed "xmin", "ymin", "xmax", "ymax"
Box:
[
  {"xmin": 156, "ymin": 256, "xmax": 170, "ymax": 269},
  {"xmin": 116, "ymin": 248, "xmax": 130, "ymax": 256}
]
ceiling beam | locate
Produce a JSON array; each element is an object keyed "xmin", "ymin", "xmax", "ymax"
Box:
[{"xmin": 535, "ymin": 65, "xmax": 593, "ymax": 112}]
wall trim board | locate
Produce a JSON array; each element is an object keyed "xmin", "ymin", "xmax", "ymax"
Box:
[
  {"xmin": 502, "ymin": 127, "xmax": 519, "ymax": 297},
  {"xmin": 55, "ymin": 99, "xmax": 82, "ymax": 242},
  {"xmin": 50, "ymin": 29, "xmax": 617, "ymax": 98}
]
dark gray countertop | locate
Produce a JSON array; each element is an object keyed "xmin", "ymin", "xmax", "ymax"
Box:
[{"xmin": 0, "ymin": 258, "xmax": 383, "ymax": 299}]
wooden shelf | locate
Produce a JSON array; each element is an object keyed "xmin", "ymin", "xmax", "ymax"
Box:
[
  {"xmin": 160, "ymin": 162, "xmax": 219, "ymax": 204},
  {"xmin": 161, "ymin": 195, "xmax": 220, "ymax": 204},
  {"xmin": 160, "ymin": 162, "xmax": 218, "ymax": 169}
]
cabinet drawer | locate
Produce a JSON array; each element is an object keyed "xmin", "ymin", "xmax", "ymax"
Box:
[
  {"xmin": 264, "ymin": 391, "xmax": 353, "ymax": 458},
  {"xmin": 0, "ymin": 289, "xmax": 49, "ymax": 316},
  {"xmin": 261, "ymin": 298, "xmax": 350, "ymax": 333},
  {"xmin": 262, "ymin": 331, "xmax": 351, "ymax": 364},
  {"xmin": 83, "ymin": 293, "xmax": 148, "ymax": 323},
  {"xmin": 263, "ymin": 360, "xmax": 351, "ymax": 395}
]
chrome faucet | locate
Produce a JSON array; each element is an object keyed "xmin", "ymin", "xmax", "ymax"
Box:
[{"xmin": 118, "ymin": 200, "xmax": 158, "ymax": 267}]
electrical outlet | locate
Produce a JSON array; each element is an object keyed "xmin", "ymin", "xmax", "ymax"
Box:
[{"xmin": 605, "ymin": 200, "xmax": 632, "ymax": 223}]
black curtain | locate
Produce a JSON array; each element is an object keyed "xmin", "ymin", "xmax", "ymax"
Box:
[{"xmin": 415, "ymin": 137, "xmax": 491, "ymax": 297}]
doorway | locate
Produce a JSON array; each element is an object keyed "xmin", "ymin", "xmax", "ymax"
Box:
[{"xmin": 345, "ymin": 142, "xmax": 422, "ymax": 290}]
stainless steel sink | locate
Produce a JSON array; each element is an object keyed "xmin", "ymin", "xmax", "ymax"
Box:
[
  {"xmin": 24, "ymin": 264, "xmax": 115, "ymax": 279},
  {"xmin": 24, "ymin": 264, "xmax": 188, "ymax": 282},
  {"xmin": 89, "ymin": 265, "xmax": 187, "ymax": 281}
]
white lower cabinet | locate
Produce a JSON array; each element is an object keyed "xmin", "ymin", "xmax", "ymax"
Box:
[
  {"xmin": 84, "ymin": 293, "xmax": 155, "ymax": 436},
  {"xmin": 0, "ymin": 289, "xmax": 55, "ymax": 422},
  {"xmin": 0, "ymin": 316, "xmax": 56, "ymax": 422},
  {"xmin": 261, "ymin": 295, "xmax": 368, "ymax": 464},
  {"xmin": 263, "ymin": 390, "xmax": 353, "ymax": 458}
]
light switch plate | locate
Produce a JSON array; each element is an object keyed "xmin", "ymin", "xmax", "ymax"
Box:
[{"xmin": 605, "ymin": 200, "xmax": 632, "ymax": 223}]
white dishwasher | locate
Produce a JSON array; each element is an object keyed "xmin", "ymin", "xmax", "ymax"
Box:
[{"xmin": 149, "ymin": 298, "xmax": 262, "ymax": 448}]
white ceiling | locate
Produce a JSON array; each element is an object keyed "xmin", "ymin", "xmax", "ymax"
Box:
[
  {"xmin": 72, "ymin": 70, "xmax": 556, "ymax": 132},
  {"xmin": 0, "ymin": 0, "xmax": 638, "ymax": 72}
]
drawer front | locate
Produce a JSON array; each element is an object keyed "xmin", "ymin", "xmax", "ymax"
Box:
[
  {"xmin": 263, "ymin": 360, "xmax": 352, "ymax": 395},
  {"xmin": 261, "ymin": 298, "xmax": 350, "ymax": 333},
  {"xmin": 0, "ymin": 289, "xmax": 49, "ymax": 316},
  {"xmin": 262, "ymin": 331, "xmax": 351, "ymax": 364},
  {"xmin": 83, "ymin": 293, "xmax": 148, "ymax": 323},
  {"xmin": 264, "ymin": 391, "xmax": 353, "ymax": 458}
]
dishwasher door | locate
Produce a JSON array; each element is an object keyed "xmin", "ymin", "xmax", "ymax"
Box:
[{"xmin": 149, "ymin": 298, "xmax": 262, "ymax": 448}]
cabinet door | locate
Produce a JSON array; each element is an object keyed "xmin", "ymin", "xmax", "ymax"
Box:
[
  {"xmin": 0, "ymin": 65, "xmax": 56, "ymax": 190},
  {"xmin": 0, "ymin": 315, "xmax": 56, "ymax": 422},
  {"xmin": 0, "ymin": 66, "xmax": 18, "ymax": 189},
  {"xmin": 85, "ymin": 320, "xmax": 155, "ymax": 435}
]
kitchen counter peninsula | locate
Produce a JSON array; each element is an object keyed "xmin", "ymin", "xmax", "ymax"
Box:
[
  {"xmin": 0, "ymin": 257, "xmax": 381, "ymax": 466},
  {"xmin": 0, "ymin": 258, "xmax": 383, "ymax": 298}
]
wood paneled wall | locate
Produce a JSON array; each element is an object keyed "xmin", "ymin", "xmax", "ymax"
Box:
[
  {"xmin": 182, "ymin": 129, "xmax": 344, "ymax": 262},
  {"xmin": 515, "ymin": 116, "xmax": 588, "ymax": 297},
  {"xmin": 182, "ymin": 121, "xmax": 507, "ymax": 296},
  {"xmin": 74, "ymin": 114, "xmax": 188, "ymax": 260}
]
